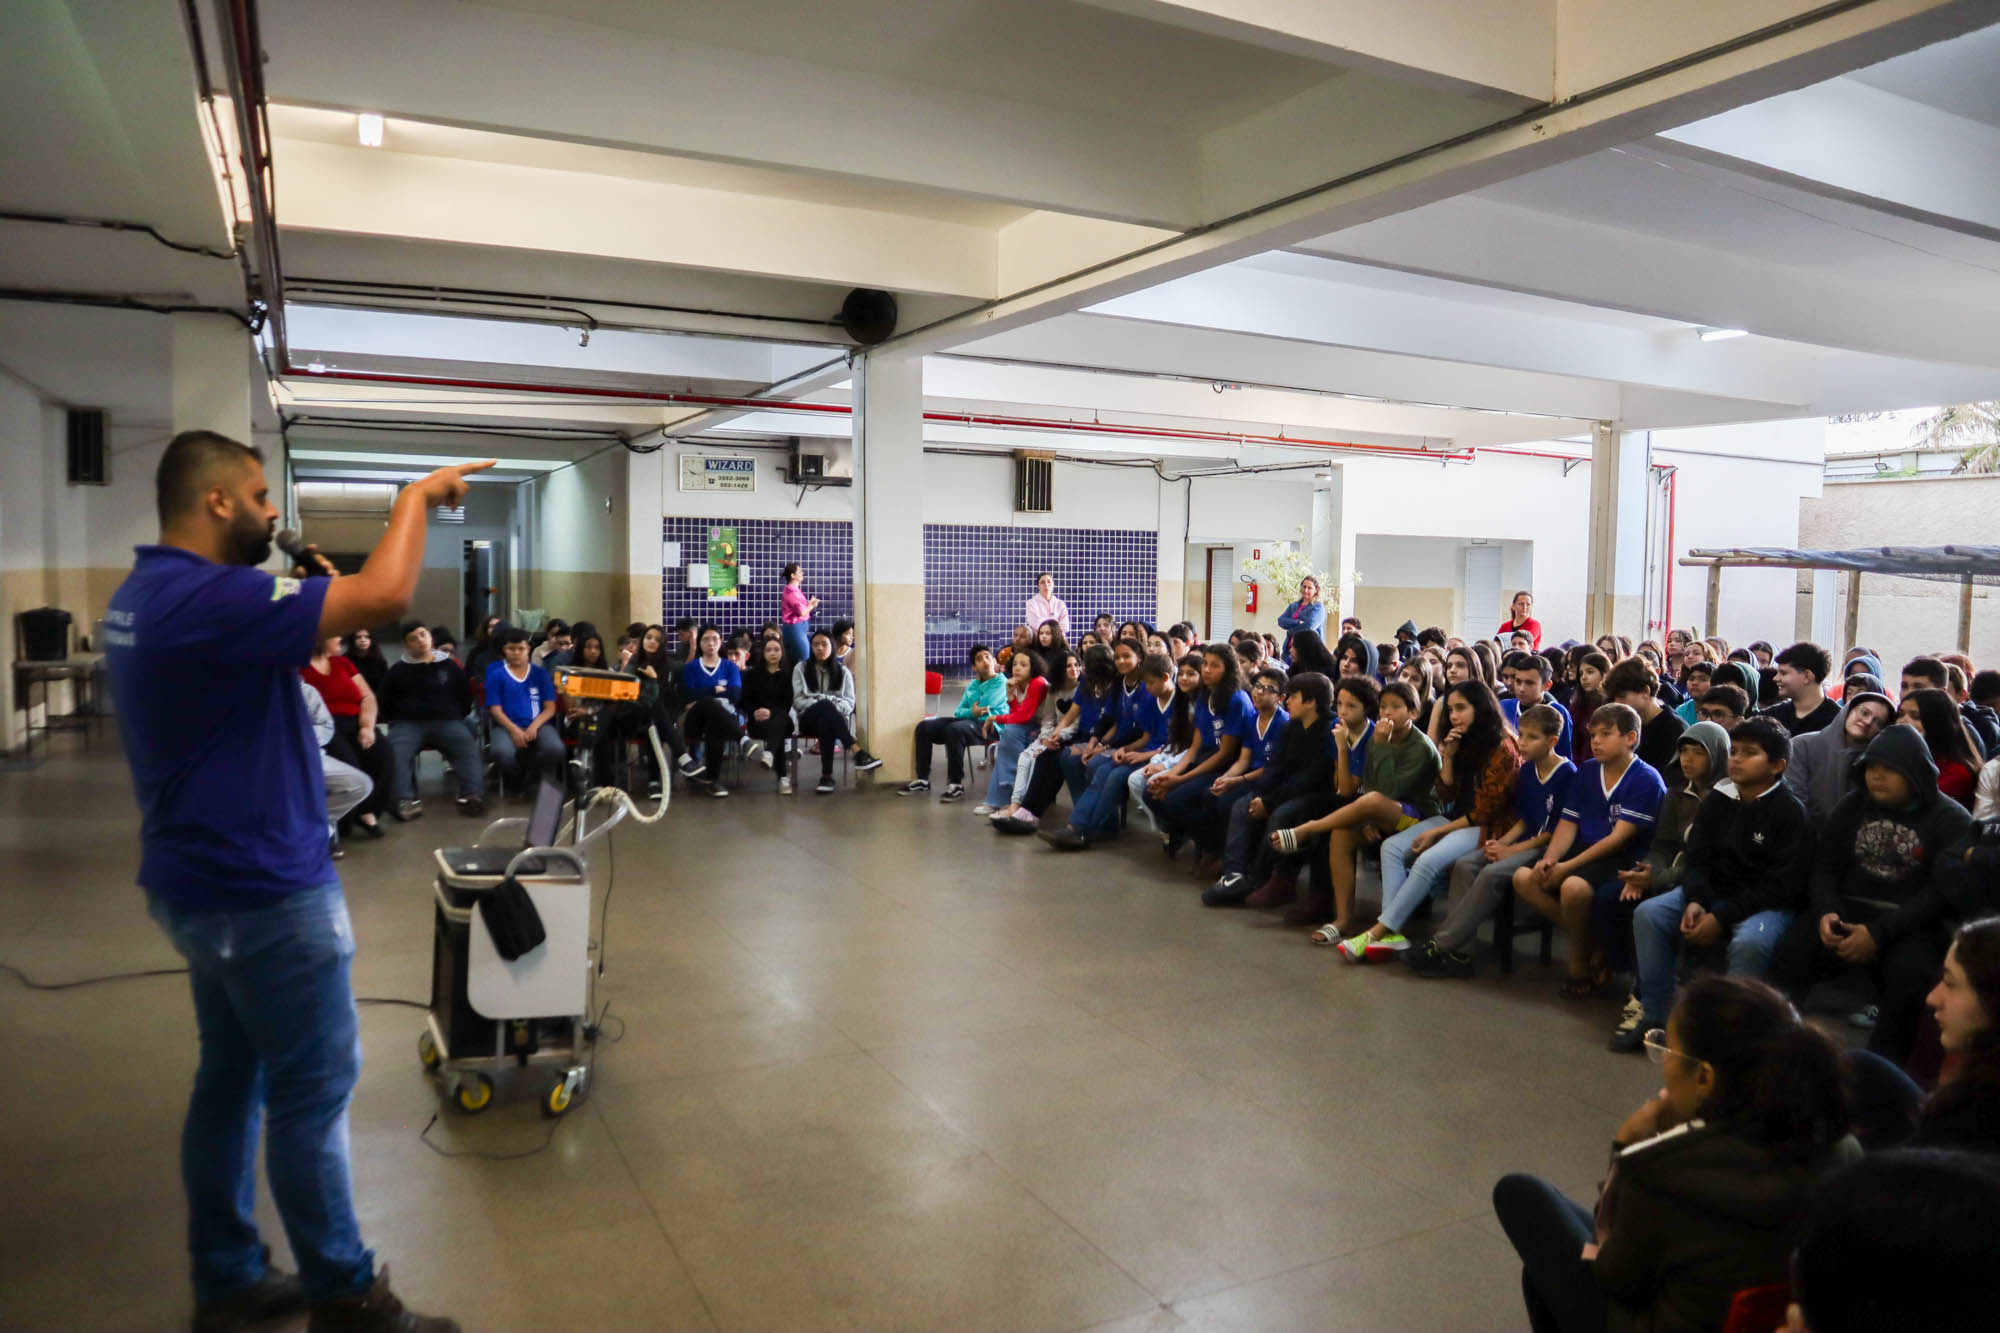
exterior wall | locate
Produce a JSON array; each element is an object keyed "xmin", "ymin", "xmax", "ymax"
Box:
[{"xmin": 1798, "ymin": 474, "xmax": 2000, "ymax": 669}]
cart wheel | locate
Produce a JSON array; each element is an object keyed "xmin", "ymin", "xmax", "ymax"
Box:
[
  {"xmin": 417, "ymin": 1029, "xmax": 441, "ymax": 1071},
  {"xmin": 542, "ymin": 1076, "xmax": 574, "ymax": 1119},
  {"xmin": 454, "ymin": 1073, "xmax": 494, "ymax": 1115}
]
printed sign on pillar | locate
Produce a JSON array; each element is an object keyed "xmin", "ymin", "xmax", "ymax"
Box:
[{"xmin": 707, "ymin": 526, "xmax": 739, "ymax": 601}]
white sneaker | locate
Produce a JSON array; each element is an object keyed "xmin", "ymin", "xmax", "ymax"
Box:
[
  {"xmin": 972, "ymin": 803, "xmax": 996, "ymax": 815},
  {"xmin": 742, "ymin": 739, "xmax": 764, "ymax": 764},
  {"xmin": 778, "ymin": 776, "xmax": 793, "ymax": 794},
  {"xmin": 757, "ymin": 748, "xmax": 774, "ymax": 770}
]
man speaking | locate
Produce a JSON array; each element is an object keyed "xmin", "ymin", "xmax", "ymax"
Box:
[{"xmin": 105, "ymin": 430, "xmax": 488, "ymax": 1333}]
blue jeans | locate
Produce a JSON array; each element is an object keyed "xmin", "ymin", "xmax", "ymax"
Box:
[
  {"xmin": 1633, "ymin": 887, "xmax": 1796, "ymax": 1026},
  {"xmin": 1071, "ymin": 756, "xmax": 1143, "ymax": 835},
  {"xmin": 147, "ymin": 884, "xmax": 373, "ymax": 1304},
  {"xmin": 488, "ymin": 721, "xmax": 565, "ymax": 778},
  {"xmin": 782, "ymin": 622, "xmax": 811, "ymax": 665},
  {"xmin": 1146, "ymin": 769, "xmax": 1218, "ymax": 837},
  {"xmin": 1379, "ymin": 818, "xmax": 1483, "ymax": 932},
  {"xmin": 986, "ymin": 723, "xmax": 1035, "ymax": 805},
  {"xmin": 1060, "ymin": 746, "xmax": 1096, "ymax": 800}
]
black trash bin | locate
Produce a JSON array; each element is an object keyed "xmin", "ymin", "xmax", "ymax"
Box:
[{"xmin": 18, "ymin": 608, "xmax": 73, "ymax": 661}]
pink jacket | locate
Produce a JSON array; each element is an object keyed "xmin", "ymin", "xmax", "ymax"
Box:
[{"xmin": 1024, "ymin": 592, "xmax": 1069, "ymax": 634}]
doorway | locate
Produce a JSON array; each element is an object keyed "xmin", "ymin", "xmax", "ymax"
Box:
[{"xmin": 462, "ymin": 539, "xmax": 507, "ymax": 638}]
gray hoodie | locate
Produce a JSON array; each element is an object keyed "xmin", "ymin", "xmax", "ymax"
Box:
[
  {"xmin": 1644, "ymin": 720, "xmax": 1731, "ymax": 894},
  {"xmin": 1784, "ymin": 691, "xmax": 1892, "ymax": 824}
]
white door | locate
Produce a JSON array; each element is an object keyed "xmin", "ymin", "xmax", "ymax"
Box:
[
  {"xmin": 1207, "ymin": 547, "xmax": 1235, "ymax": 640},
  {"xmin": 1462, "ymin": 544, "xmax": 1502, "ymax": 641}
]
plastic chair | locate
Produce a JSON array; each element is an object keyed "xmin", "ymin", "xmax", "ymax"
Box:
[{"xmin": 924, "ymin": 671, "xmax": 943, "ymax": 696}]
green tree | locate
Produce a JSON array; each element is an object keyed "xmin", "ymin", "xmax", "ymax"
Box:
[{"xmin": 1912, "ymin": 402, "xmax": 2000, "ymax": 474}]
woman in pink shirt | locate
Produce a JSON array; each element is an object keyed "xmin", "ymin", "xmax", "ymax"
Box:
[
  {"xmin": 780, "ymin": 562, "xmax": 818, "ymax": 664},
  {"xmin": 1024, "ymin": 572, "xmax": 1070, "ymax": 637}
]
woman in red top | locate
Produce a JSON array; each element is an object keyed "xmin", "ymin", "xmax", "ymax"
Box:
[
  {"xmin": 303, "ymin": 633, "xmax": 391, "ymax": 837},
  {"xmin": 1498, "ymin": 590, "xmax": 1542, "ymax": 650},
  {"xmin": 976, "ymin": 648, "xmax": 1050, "ymax": 814},
  {"xmin": 1900, "ymin": 687, "xmax": 1982, "ymax": 810}
]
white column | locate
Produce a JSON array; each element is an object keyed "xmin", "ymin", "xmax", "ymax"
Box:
[
  {"xmin": 1585, "ymin": 423, "xmax": 1649, "ymax": 640},
  {"xmin": 851, "ymin": 351, "xmax": 925, "ymax": 781},
  {"xmin": 171, "ymin": 314, "xmax": 255, "ymax": 445}
]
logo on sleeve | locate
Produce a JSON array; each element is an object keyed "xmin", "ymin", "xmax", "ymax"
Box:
[{"xmin": 271, "ymin": 576, "xmax": 302, "ymax": 601}]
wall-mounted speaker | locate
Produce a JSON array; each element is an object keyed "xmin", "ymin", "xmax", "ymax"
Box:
[
  {"xmin": 839, "ymin": 288, "xmax": 899, "ymax": 346},
  {"xmin": 66, "ymin": 408, "xmax": 108, "ymax": 486}
]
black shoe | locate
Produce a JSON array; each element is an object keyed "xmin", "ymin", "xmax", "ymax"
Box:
[
  {"xmin": 1038, "ymin": 828, "xmax": 1089, "ymax": 851},
  {"xmin": 939, "ymin": 784, "xmax": 965, "ymax": 803},
  {"xmin": 1406, "ymin": 940, "xmax": 1475, "ymax": 979},
  {"xmin": 329, "ymin": 835, "xmax": 345, "ymax": 861},
  {"xmin": 816, "ymin": 777, "xmax": 836, "ymax": 794},
  {"xmin": 1200, "ymin": 872, "xmax": 1251, "ymax": 907},
  {"xmin": 192, "ymin": 1253, "xmax": 305, "ymax": 1333},
  {"xmin": 455, "ymin": 795, "xmax": 486, "ymax": 817},
  {"xmin": 353, "ymin": 818, "xmax": 385, "ymax": 840},
  {"xmin": 897, "ymin": 779, "xmax": 931, "ymax": 796},
  {"xmin": 710, "ymin": 785, "xmax": 731, "ymax": 799},
  {"xmin": 852, "ymin": 749, "xmax": 883, "ymax": 771},
  {"xmin": 307, "ymin": 1265, "xmax": 458, "ymax": 1333},
  {"xmin": 393, "ymin": 799, "xmax": 423, "ymax": 822},
  {"xmin": 1162, "ymin": 831, "xmax": 1184, "ymax": 861}
]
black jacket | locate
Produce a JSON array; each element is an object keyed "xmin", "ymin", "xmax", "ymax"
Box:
[
  {"xmin": 1681, "ymin": 782, "xmax": 1815, "ymax": 926},
  {"xmin": 1961, "ymin": 701, "xmax": 1999, "ymax": 759},
  {"xmin": 1809, "ymin": 726, "xmax": 1974, "ymax": 947},
  {"xmin": 1595, "ymin": 1123, "xmax": 1858, "ymax": 1333},
  {"xmin": 381, "ymin": 656, "xmax": 472, "ymax": 722},
  {"xmin": 741, "ymin": 665, "xmax": 794, "ymax": 723},
  {"xmin": 1257, "ymin": 713, "xmax": 1335, "ymax": 808}
]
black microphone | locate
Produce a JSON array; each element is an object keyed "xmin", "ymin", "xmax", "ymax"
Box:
[{"xmin": 274, "ymin": 528, "xmax": 329, "ymax": 578}]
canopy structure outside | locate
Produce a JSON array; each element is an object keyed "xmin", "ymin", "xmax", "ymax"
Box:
[{"xmin": 1677, "ymin": 545, "xmax": 1998, "ymax": 654}]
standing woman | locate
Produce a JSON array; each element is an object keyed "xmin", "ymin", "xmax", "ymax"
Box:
[
  {"xmin": 1025, "ymin": 572, "xmax": 1070, "ymax": 637},
  {"xmin": 779, "ymin": 562, "xmax": 818, "ymax": 666},
  {"xmin": 1499, "ymin": 590, "xmax": 1542, "ymax": 649},
  {"xmin": 1277, "ymin": 575, "xmax": 1327, "ymax": 662}
]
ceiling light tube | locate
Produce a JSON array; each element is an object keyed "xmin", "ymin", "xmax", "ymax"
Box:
[
  {"xmin": 1697, "ymin": 326, "xmax": 1747, "ymax": 342},
  {"xmin": 356, "ymin": 113, "xmax": 384, "ymax": 148}
]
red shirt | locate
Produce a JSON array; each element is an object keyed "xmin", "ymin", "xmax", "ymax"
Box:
[
  {"xmin": 1939, "ymin": 759, "xmax": 1977, "ymax": 810},
  {"xmin": 1499, "ymin": 616, "xmax": 1543, "ymax": 649},
  {"xmin": 301, "ymin": 655, "xmax": 364, "ymax": 717}
]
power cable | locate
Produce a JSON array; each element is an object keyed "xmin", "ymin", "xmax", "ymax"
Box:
[
  {"xmin": 0, "ymin": 210, "xmax": 236, "ymax": 261},
  {"xmin": 0, "ymin": 288, "xmax": 255, "ymax": 330}
]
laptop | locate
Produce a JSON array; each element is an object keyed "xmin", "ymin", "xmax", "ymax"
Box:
[{"xmin": 436, "ymin": 778, "xmax": 567, "ymax": 880}]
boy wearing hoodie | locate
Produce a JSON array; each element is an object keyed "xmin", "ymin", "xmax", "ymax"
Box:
[
  {"xmin": 1614, "ymin": 719, "xmax": 1812, "ymax": 1052},
  {"xmin": 1767, "ymin": 725, "xmax": 1975, "ymax": 1062},
  {"xmin": 1782, "ymin": 689, "xmax": 1893, "ymax": 824}
]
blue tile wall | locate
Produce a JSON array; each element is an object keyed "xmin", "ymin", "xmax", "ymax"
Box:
[
  {"xmin": 924, "ymin": 524, "xmax": 1157, "ymax": 669},
  {"xmin": 658, "ymin": 518, "xmax": 1158, "ymax": 670},
  {"xmin": 659, "ymin": 517, "xmax": 854, "ymax": 632}
]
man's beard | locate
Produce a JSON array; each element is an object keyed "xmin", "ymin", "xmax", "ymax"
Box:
[{"xmin": 229, "ymin": 514, "xmax": 274, "ymax": 567}]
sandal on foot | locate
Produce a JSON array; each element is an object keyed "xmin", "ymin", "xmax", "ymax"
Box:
[
  {"xmin": 1273, "ymin": 827, "xmax": 1300, "ymax": 854},
  {"xmin": 1309, "ymin": 922, "xmax": 1343, "ymax": 946}
]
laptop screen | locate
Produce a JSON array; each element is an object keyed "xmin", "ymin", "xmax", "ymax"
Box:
[{"xmin": 525, "ymin": 779, "xmax": 565, "ymax": 847}]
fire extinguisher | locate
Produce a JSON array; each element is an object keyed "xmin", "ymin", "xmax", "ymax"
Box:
[{"xmin": 1244, "ymin": 581, "xmax": 1258, "ymax": 614}]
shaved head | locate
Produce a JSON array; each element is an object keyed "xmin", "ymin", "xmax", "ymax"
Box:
[
  {"xmin": 155, "ymin": 430, "xmax": 263, "ymax": 525},
  {"xmin": 155, "ymin": 430, "xmax": 275, "ymax": 566}
]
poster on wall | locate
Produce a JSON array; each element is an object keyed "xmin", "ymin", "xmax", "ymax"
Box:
[
  {"xmin": 706, "ymin": 525, "xmax": 739, "ymax": 600},
  {"xmin": 680, "ymin": 455, "xmax": 756, "ymax": 492}
]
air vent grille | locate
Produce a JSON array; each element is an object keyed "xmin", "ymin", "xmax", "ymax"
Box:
[{"xmin": 1013, "ymin": 451, "xmax": 1054, "ymax": 513}]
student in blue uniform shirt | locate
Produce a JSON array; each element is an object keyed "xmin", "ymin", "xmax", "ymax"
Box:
[
  {"xmin": 1146, "ymin": 643, "xmax": 1253, "ymax": 856},
  {"xmin": 677, "ymin": 622, "xmax": 742, "ymax": 794},
  {"xmin": 1041, "ymin": 651, "xmax": 1176, "ymax": 849},
  {"xmin": 105, "ymin": 430, "xmax": 476, "ymax": 1332},
  {"xmin": 1501, "ymin": 650, "xmax": 1574, "ymax": 759},
  {"xmin": 1512, "ymin": 702, "xmax": 1669, "ymax": 998},
  {"xmin": 482, "ymin": 626, "xmax": 563, "ymax": 784},
  {"xmin": 1192, "ymin": 664, "xmax": 1290, "ymax": 870}
]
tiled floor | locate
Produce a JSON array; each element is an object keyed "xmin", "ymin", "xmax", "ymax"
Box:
[{"xmin": 0, "ymin": 739, "xmax": 1665, "ymax": 1332}]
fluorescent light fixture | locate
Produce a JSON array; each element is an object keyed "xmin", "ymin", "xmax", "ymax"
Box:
[
  {"xmin": 1696, "ymin": 326, "xmax": 1747, "ymax": 342},
  {"xmin": 289, "ymin": 449, "xmax": 567, "ymax": 473},
  {"xmin": 356, "ymin": 113, "xmax": 384, "ymax": 148}
]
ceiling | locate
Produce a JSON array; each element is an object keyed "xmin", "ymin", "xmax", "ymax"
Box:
[{"xmin": 3, "ymin": 0, "xmax": 1999, "ymax": 485}]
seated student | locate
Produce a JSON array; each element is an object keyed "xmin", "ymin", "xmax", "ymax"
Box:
[
  {"xmin": 483, "ymin": 627, "xmax": 564, "ymax": 785},
  {"xmin": 1784, "ymin": 687, "xmax": 1893, "ymax": 825},
  {"xmin": 1247, "ymin": 674, "xmax": 1375, "ymax": 910},
  {"xmin": 997, "ymin": 623, "xmax": 1033, "ymax": 672},
  {"xmin": 740, "ymin": 635, "xmax": 795, "ymax": 791},
  {"xmin": 668, "ymin": 616, "xmax": 698, "ymax": 664},
  {"xmin": 1191, "ymin": 665, "xmax": 1289, "ymax": 875},
  {"xmin": 530, "ymin": 619, "xmax": 571, "ymax": 666},
  {"xmin": 994, "ymin": 646, "xmax": 1102, "ymax": 830},
  {"xmin": 792, "ymin": 629, "xmax": 876, "ymax": 793},
  {"xmin": 1944, "ymin": 662, "xmax": 1998, "ymax": 759},
  {"xmin": 900, "ymin": 644, "xmax": 1005, "ymax": 801},
  {"xmin": 1126, "ymin": 654, "xmax": 1202, "ymax": 832},
  {"xmin": 1334, "ymin": 633, "xmax": 1376, "ymax": 680},
  {"xmin": 1513, "ymin": 703, "xmax": 1670, "ymax": 998},
  {"xmin": 1671, "ymin": 661, "xmax": 1713, "ymax": 724},
  {"xmin": 1847, "ymin": 915, "xmax": 2000, "ymax": 1154},
  {"xmin": 678, "ymin": 623, "xmax": 742, "ymax": 797},
  {"xmin": 1091, "ymin": 612, "xmax": 1115, "ymax": 643},
  {"xmin": 1055, "ymin": 638, "xmax": 1146, "ymax": 804},
  {"xmin": 1039, "ymin": 651, "xmax": 1177, "ymax": 850},
  {"xmin": 303, "ymin": 633, "xmax": 389, "ymax": 840},
  {"xmin": 1501, "ymin": 650, "xmax": 1574, "ymax": 759},
  {"xmin": 1767, "ymin": 725, "xmax": 1975, "ymax": 1065},
  {"xmin": 381, "ymin": 621, "xmax": 486, "ymax": 819},
  {"xmin": 975, "ymin": 647, "xmax": 1052, "ymax": 815},
  {"xmin": 1493, "ymin": 977, "xmax": 1855, "ymax": 1333},
  {"xmin": 301, "ymin": 679, "xmax": 372, "ymax": 860},
  {"xmin": 1337, "ymin": 679, "xmax": 1520, "ymax": 961},
  {"xmin": 1604, "ymin": 656, "xmax": 1685, "ymax": 779},
  {"xmin": 1694, "ymin": 682, "xmax": 1749, "ymax": 730},
  {"xmin": 1400, "ymin": 654, "xmax": 1441, "ymax": 734},
  {"xmin": 1788, "ymin": 1150, "xmax": 2000, "ymax": 1333},
  {"xmin": 991, "ymin": 647, "xmax": 1079, "ymax": 821},
  {"xmin": 1978, "ymin": 751, "xmax": 2000, "ymax": 821},
  {"xmin": 1900, "ymin": 653, "xmax": 1949, "ymax": 706},
  {"xmin": 1568, "ymin": 650, "xmax": 1611, "ymax": 729},
  {"xmin": 1146, "ymin": 643, "xmax": 1251, "ymax": 857},
  {"xmin": 1616, "ymin": 719, "xmax": 1812, "ymax": 1053},
  {"xmin": 1206, "ymin": 671, "xmax": 1331, "ymax": 905},
  {"xmin": 1167, "ymin": 624, "xmax": 1197, "ymax": 662},
  {"xmin": 1766, "ymin": 641, "xmax": 1839, "ymax": 736},
  {"xmin": 1901, "ymin": 686, "xmax": 1983, "ymax": 810},
  {"xmin": 1408, "ymin": 704, "xmax": 1576, "ymax": 978},
  {"xmin": 1275, "ymin": 679, "xmax": 1441, "ymax": 935}
]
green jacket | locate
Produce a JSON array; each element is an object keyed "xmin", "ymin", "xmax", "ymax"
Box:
[{"xmin": 1362, "ymin": 724, "xmax": 1442, "ymax": 818}]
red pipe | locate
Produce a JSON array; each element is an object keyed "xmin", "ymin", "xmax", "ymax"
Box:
[
  {"xmin": 1663, "ymin": 464, "xmax": 1678, "ymax": 638},
  {"xmin": 282, "ymin": 364, "xmax": 1478, "ymax": 462}
]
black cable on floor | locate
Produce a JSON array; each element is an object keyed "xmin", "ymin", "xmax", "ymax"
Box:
[
  {"xmin": 417, "ymin": 1111, "xmax": 567, "ymax": 1160},
  {"xmin": 3, "ymin": 961, "xmax": 425, "ymax": 1010}
]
